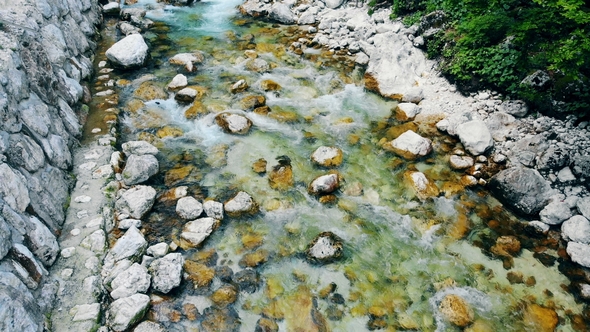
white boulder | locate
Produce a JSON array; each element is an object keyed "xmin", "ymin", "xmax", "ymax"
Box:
[
  {"xmin": 455, "ymin": 120, "xmax": 493, "ymax": 155},
  {"xmin": 105, "ymin": 34, "xmax": 149, "ymax": 68},
  {"xmin": 562, "ymin": 215, "xmax": 590, "ymax": 244},
  {"xmin": 149, "ymin": 253, "xmax": 184, "ymax": 293},
  {"xmin": 107, "ymin": 293, "xmax": 150, "ymax": 331},
  {"xmin": 386, "ymin": 130, "xmax": 432, "ymax": 160},
  {"xmin": 110, "ymin": 263, "xmax": 151, "ymax": 299},
  {"xmin": 176, "ymin": 197, "xmax": 203, "ymax": 220},
  {"xmin": 181, "ymin": 217, "xmax": 220, "ymax": 247}
]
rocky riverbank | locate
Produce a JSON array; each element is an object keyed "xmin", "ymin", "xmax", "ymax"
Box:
[{"xmin": 239, "ymin": 0, "xmax": 590, "ymax": 266}]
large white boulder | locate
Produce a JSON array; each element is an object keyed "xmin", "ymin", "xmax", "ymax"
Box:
[
  {"xmin": 176, "ymin": 197, "xmax": 203, "ymax": 220},
  {"xmin": 115, "ymin": 186, "xmax": 156, "ymax": 219},
  {"xmin": 122, "ymin": 141, "xmax": 158, "ymax": 156},
  {"xmin": 386, "ymin": 130, "xmax": 432, "ymax": 160},
  {"xmin": 562, "ymin": 215, "xmax": 590, "ymax": 244},
  {"xmin": 224, "ymin": 191, "xmax": 257, "ymax": 216},
  {"xmin": 105, "ymin": 34, "xmax": 149, "ymax": 68},
  {"xmin": 110, "ymin": 263, "xmax": 151, "ymax": 299},
  {"xmin": 122, "ymin": 154, "xmax": 159, "ymax": 186},
  {"xmin": 269, "ymin": 3, "xmax": 295, "ymax": 24},
  {"xmin": 149, "ymin": 253, "xmax": 184, "ymax": 293},
  {"xmin": 567, "ymin": 242, "xmax": 590, "ymax": 268},
  {"xmin": 107, "ymin": 293, "xmax": 150, "ymax": 331},
  {"xmin": 108, "ymin": 226, "xmax": 147, "ymax": 262},
  {"xmin": 539, "ymin": 200, "xmax": 573, "ymax": 225},
  {"xmin": 181, "ymin": 217, "xmax": 220, "ymax": 247},
  {"xmin": 455, "ymin": 120, "xmax": 493, "ymax": 155}
]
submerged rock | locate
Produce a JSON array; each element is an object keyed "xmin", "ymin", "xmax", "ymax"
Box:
[
  {"xmin": 233, "ymin": 269, "xmax": 260, "ymax": 293},
  {"xmin": 269, "ymin": 157, "xmax": 293, "ymax": 190},
  {"xmin": 385, "ymin": 130, "xmax": 432, "ymax": 160},
  {"xmin": 311, "ymin": 146, "xmax": 343, "ymax": 167},
  {"xmin": 176, "ymin": 196, "xmax": 204, "ymax": 220},
  {"xmin": 122, "ymin": 154, "xmax": 159, "ymax": 186},
  {"xmin": 455, "ymin": 120, "xmax": 494, "ymax": 155},
  {"xmin": 252, "ymin": 158, "xmax": 267, "ymax": 174},
  {"xmin": 490, "ymin": 235, "xmax": 521, "ymax": 257},
  {"xmin": 225, "ymin": 191, "xmax": 258, "ymax": 217},
  {"xmin": 105, "ymin": 34, "xmax": 149, "ymax": 68},
  {"xmin": 261, "ymin": 79, "xmax": 281, "ymax": 91},
  {"xmin": 405, "ymin": 171, "xmax": 440, "ymax": 200},
  {"xmin": 523, "ymin": 303, "xmax": 558, "ymax": 332},
  {"xmin": 149, "ymin": 253, "xmax": 184, "ymax": 294},
  {"xmin": 309, "ymin": 173, "xmax": 340, "ymax": 195},
  {"xmin": 107, "ymin": 293, "xmax": 150, "ymax": 331},
  {"xmin": 201, "ymin": 307, "xmax": 241, "ymax": 332},
  {"xmin": 489, "ymin": 168, "xmax": 553, "ymax": 216},
  {"xmin": 306, "ymin": 232, "xmax": 344, "ymax": 264},
  {"xmin": 230, "ymin": 79, "xmax": 248, "ymax": 93},
  {"xmin": 439, "ymin": 294, "xmax": 474, "ymax": 327},
  {"xmin": 133, "ymin": 321, "xmax": 165, "ymax": 332},
  {"xmin": 116, "ymin": 185, "xmax": 157, "ymax": 219},
  {"xmin": 181, "ymin": 217, "xmax": 220, "ymax": 247},
  {"xmin": 246, "ymin": 58, "xmax": 270, "ymax": 72},
  {"xmin": 110, "ymin": 263, "xmax": 151, "ymax": 299},
  {"xmin": 210, "ymin": 285, "xmax": 239, "ymax": 307},
  {"xmin": 216, "ymin": 113, "xmax": 253, "ymax": 134}
]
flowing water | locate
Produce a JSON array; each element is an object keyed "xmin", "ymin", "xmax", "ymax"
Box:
[{"xmin": 87, "ymin": 1, "xmax": 588, "ymax": 331}]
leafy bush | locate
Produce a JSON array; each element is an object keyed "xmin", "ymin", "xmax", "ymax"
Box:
[{"xmin": 368, "ymin": 0, "xmax": 590, "ymax": 116}]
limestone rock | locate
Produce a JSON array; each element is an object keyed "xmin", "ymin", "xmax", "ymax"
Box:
[
  {"xmin": 181, "ymin": 217, "xmax": 220, "ymax": 247},
  {"xmin": 523, "ymin": 304, "xmax": 558, "ymax": 332},
  {"xmin": 80, "ymin": 229, "xmax": 107, "ymax": 253},
  {"xmin": 0, "ymin": 217, "xmax": 10, "ymax": 260},
  {"xmin": 325, "ymin": 0, "xmax": 345, "ymax": 8},
  {"xmin": 133, "ymin": 321, "xmax": 165, "ymax": 332},
  {"xmin": 149, "ymin": 253, "xmax": 184, "ymax": 293},
  {"xmin": 577, "ymin": 197, "xmax": 590, "ymax": 219},
  {"xmin": 116, "ymin": 186, "xmax": 157, "ymax": 219},
  {"xmin": 107, "ymin": 293, "xmax": 150, "ymax": 331},
  {"xmin": 0, "ymin": 164, "xmax": 30, "ymax": 212},
  {"xmin": 110, "ymin": 263, "xmax": 151, "ymax": 299},
  {"xmin": 27, "ymin": 216, "xmax": 59, "ymax": 266},
  {"xmin": 118, "ymin": 219, "xmax": 142, "ymax": 230},
  {"xmin": 395, "ymin": 103, "xmax": 420, "ymax": 121},
  {"xmin": 488, "ymin": 168, "xmax": 553, "ymax": 216},
  {"xmin": 203, "ymin": 200, "xmax": 224, "ymax": 220},
  {"xmin": 215, "ymin": 113, "xmax": 252, "ymax": 135},
  {"xmin": 449, "ymin": 155, "xmax": 474, "ymax": 170},
  {"xmin": 7, "ymin": 134, "xmax": 45, "ymax": 172},
  {"xmin": 230, "ymin": 79, "xmax": 248, "ymax": 94},
  {"xmin": 169, "ymin": 52, "xmax": 204, "ymax": 72},
  {"xmin": 539, "ymin": 200, "xmax": 573, "ymax": 225},
  {"xmin": 246, "ymin": 58, "xmax": 270, "ymax": 73},
  {"xmin": 103, "ymin": 2, "xmax": 120, "ymax": 16},
  {"xmin": 224, "ymin": 191, "xmax": 258, "ymax": 217},
  {"xmin": 536, "ymin": 146, "xmax": 569, "ymax": 171},
  {"xmin": 146, "ymin": 243, "xmax": 169, "ymax": 258},
  {"xmin": 108, "ymin": 226, "xmax": 147, "ymax": 262},
  {"xmin": 567, "ymin": 242, "xmax": 590, "ymax": 268},
  {"xmin": 439, "ymin": 294, "xmax": 474, "ymax": 327},
  {"xmin": 176, "ymin": 196, "xmax": 203, "ymax": 220},
  {"xmin": 167, "ymin": 74, "xmax": 188, "ymax": 90},
  {"xmin": 269, "ymin": 3, "xmax": 295, "ymax": 24},
  {"xmin": 455, "ymin": 120, "xmax": 493, "ymax": 155},
  {"xmin": 122, "ymin": 154, "xmax": 159, "ymax": 186},
  {"xmin": 71, "ymin": 303, "xmax": 101, "ymax": 322},
  {"xmin": 122, "ymin": 141, "xmax": 158, "ymax": 156},
  {"xmin": 561, "ymin": 215, "xmax": 590, "ymax": 244},
  {"xmin": 405, "ymin": 171, "xmax": 439, "ymax": 200},
  {"xmin": 233, "ymin": 269, "xmax": 260, "ymax": 293},
  {"xmin": 571, "ymin": 155, "xmax": 590, "ymax": 185},
  {"xmin": 306, "ymin": 232, "xmax": 343, "ymax": 264},
  {"xmin": 0, "ymin": 272, "xmax": 42, "ymax": 331},
  {"xmin": 106, "ymin": 34, "xmax": 149, "ymax": 68},
  {"xmin": 385, "ymin": 130, "xmax": 432, "ymax": 160},
  {"xmin": 311, "ymin": 146, "xmax": 343, "ymax": 167},
  {"xmin": 175, "ymin": 87, "xmax": 198, "ymax": 103},
  {"xmin": 309, "ymin": 173, "xmax": 340, "ymax": 195}
]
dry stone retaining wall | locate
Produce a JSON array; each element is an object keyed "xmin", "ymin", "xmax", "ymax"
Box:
[{"xmin": 0, "ymin": 0, "xmax": 102, "ymax": 330}]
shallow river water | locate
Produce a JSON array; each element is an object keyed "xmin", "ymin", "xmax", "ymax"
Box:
[{"xmin": 87, "ymin": 0, "xmax": 587, "ymax": 331}]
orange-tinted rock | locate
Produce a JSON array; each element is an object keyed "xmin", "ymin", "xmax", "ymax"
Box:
[
  {"xmin": 261, "ymin": 79, "xmax": 281, "ymax": 91},
  {"xmin": 184, "ymin": 261, "xmax": 215, "ymax": 288},
  {"xmin": 491, "ymin": 235, "xmax": 521, "ymax": 257},
  {"xmin": 252, "ymin": 158, "xmax": 267, "ymax": 173},
  {"xmin": 523, "ymin": 304, "xmax": 558, "ymax": 332},
  {"xmin": 134, "ymin": 81, "xmax": 167, "ymax": 101},
  {"xmin": 211, "ymin": 285, "xmax": 238, "ymax": 307},
  {"xmin": 240, "ymin": 95, "xmax": 266, "ymax": 110},
  {"xmin": 439, "ymin": 294, "xmax": 475, "ymax": 327}
]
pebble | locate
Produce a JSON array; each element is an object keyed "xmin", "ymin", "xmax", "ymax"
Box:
[
  {"xmin": 70, "ymin": 228, "xmax": 81, "ymax": 236},
  {"xmin": 74, "ymin": 196, "xmax": 92, "ymax": 203},
  {"xmin": 61, "ymin": 247, "xmax": 76, "ymax": 258},
  {"xmin": 61, "ymin": 269, "xmax": 74, "ymax": 278}
]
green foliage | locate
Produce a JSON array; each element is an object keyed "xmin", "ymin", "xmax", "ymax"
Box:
[{"xmin": 379, "ymin": 0, "xmax": 590, "ymax": 115}]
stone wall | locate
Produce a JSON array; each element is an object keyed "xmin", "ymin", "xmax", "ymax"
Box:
[{"xmin": 0, "ymin": 0, "xmax": 101, "ymax": 330}]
